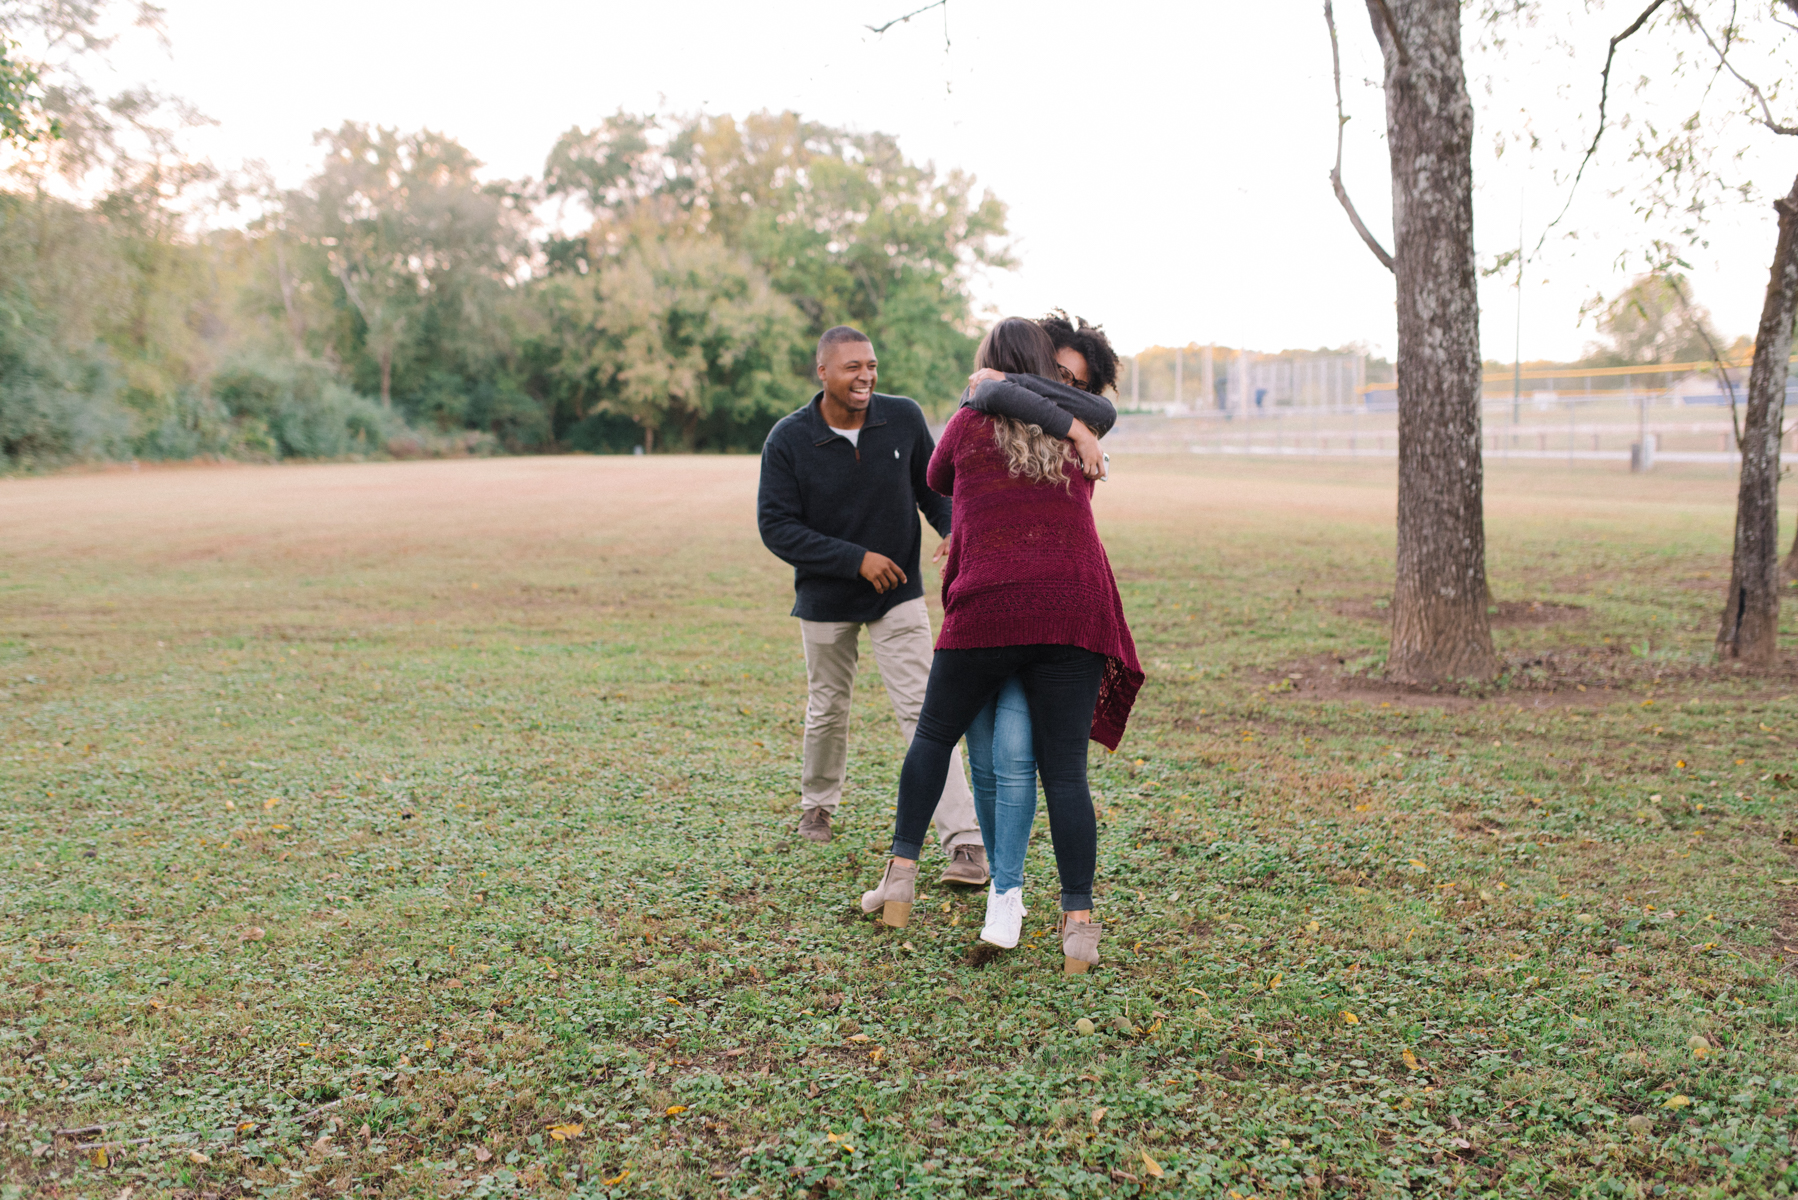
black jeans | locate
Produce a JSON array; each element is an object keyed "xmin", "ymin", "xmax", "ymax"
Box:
[{"xmin": 891, "ymin": 644, "xmax": 1105, "ymax": 911}]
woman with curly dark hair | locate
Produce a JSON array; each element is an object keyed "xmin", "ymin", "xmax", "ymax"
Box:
[{"xmin": 856, "ymin": 317, "xmax": 1141, "ymax": 974}]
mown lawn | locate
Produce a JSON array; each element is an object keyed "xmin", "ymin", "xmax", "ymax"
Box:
[{"xmin": 2, "ymin": 453, "xmax": 1796, "ymax": 1200}]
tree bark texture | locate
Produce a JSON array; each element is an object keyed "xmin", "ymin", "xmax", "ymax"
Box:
[
  {"xmin": 1716, "ymin": 173, "xmax": 1798, "ymax": 665},
  {"xmin": 1368, "ymin": 0, "xmax": 1497, "ymax": 683}
]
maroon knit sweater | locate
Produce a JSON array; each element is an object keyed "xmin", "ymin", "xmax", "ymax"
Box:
[{"xmin": 927, "ymin": 407, "xmax": 1144, "ymax": 750}]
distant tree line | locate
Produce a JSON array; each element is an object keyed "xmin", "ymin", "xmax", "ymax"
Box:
[{"xmin": 0, "ymin": 104, "xmax": 1010, "ymax": 467}]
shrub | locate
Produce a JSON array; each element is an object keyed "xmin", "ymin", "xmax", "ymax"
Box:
[{"xmin": 211, "ymin": 355, "xmax": 403, "ymax": 460}]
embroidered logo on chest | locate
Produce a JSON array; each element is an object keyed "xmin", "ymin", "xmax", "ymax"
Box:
[{"xmin": 893, "ymin": 449, "xmax": 900, "ymax": 459}]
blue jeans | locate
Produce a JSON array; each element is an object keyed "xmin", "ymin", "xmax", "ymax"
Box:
[
  {"xmin": 892, "ymin": 645, "xmax": 1103, "ymax": 911},
  {"xmin": 963, "ymin": 676, "xmax": 1038, "ymax": 894}
]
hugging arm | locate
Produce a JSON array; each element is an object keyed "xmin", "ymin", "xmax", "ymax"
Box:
[{"xmin": 964, "ymin": 374, "xmax": 1117, "ymax": 439}]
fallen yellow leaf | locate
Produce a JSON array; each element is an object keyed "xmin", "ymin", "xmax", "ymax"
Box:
[
  {"xmin": 1408, "ymin": 859, "xmax": 1428, "ymax": 870},
  {"xmin": 868, "ymin": 1047, "xmax": 883, "ymax": 1062},
  {"xmin": 1663, "ymin": 1094, "xmax": 1691, "ymax": 1109},
  {"xmin": 1403, "ymin": 1048, "xmax": 1420, "ymax": 1070},
  {"xmin": 189, "ymin": 1150, "xmax": 210, "ymax": 1164},
  {"xmin": 601, "ymin": 1170, "xmax": 629, "ymax": 1186},
  {"xmin": 264, "ymin": 797, "xmax": 280, "ymax": 810},
  {"xmin": 1342, "ymin": 1011, "xmax": 1359, "ymax": 1025},
  {"xmin": 1091, "ymin": 1106, "xmax": 1108, "ymax": 1124},
  {"xmin": 665, "ymin": 1105, "xmax": 687, "ymax": 1116},
  {"xmin": 547, "ymin": 1122, "xmax": 583, "ymax": 1141},
  {"xmin": 1268, "ymin": 973, "xmax": 1282, "ymax": 990},
  {"xmin": 1141, "ymin": 1150, "xmax": 1164, "ymax": 1178},
  {"xmin": 846, "ymin": 1034, "xmax": 870, "ymax": 1043}
]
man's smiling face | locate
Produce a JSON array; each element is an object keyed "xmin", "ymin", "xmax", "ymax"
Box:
[{"xmin": 818, "ymin": 340, "xmax": 877, "ymax": 415}]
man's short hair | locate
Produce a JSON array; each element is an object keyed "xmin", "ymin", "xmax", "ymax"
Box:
[
  {"xmin": 1038, "ymin": 310, "xmax": 1120, "ymax": 396},
  {"xmin": 817, "ymin": 325, "xmax": 873, "ymax": 364}
]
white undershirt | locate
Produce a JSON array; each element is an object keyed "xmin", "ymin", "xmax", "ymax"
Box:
[{"xmin": 829, "ymin": 425, "xmax": 862, "ymax": 448}]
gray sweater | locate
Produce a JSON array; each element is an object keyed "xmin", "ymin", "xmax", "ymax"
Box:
[{"xmin": 962, "ymin": 373, "xmax": 1117, "ymax": 439}]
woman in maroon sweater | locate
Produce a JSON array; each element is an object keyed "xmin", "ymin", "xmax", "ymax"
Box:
[{"xmin": 857, "ymin": 318, "xmax": 1143, "ymax": 972}]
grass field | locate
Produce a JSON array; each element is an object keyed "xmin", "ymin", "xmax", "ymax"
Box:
[{"xmin": 3, "ymin": 453, "xmax": 1797, "ymax": 1200}]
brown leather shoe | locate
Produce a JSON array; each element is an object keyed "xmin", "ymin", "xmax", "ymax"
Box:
[
  {"xmin": 939, "ymin": 842, "xmax": 990, "ymax": 886},
  {"xmin": 797, "ymin": 809, "xmax": 833, "ymax": 843}
]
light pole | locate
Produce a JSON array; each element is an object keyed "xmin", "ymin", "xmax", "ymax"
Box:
[{"xmin": 1512, "ymin": 195, "xmax": 1524, "ymax": 427}]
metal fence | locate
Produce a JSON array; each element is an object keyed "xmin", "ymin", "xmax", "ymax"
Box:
[{"xmin": 1104, "ymin": 355, "xmax": 1794, "ymax": 466}]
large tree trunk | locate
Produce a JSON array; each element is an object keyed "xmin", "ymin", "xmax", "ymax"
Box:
[
  {"xmin": 1369, "ymin": 0, "xmax": 1497, "ymax": 683},
  {"xmin": 1716, "ymin": 174, "xmax": 1798, "ymax": 666},
  {"xmin": 379, "ymin": 345, "xmax": 393, "ymax": 409}
]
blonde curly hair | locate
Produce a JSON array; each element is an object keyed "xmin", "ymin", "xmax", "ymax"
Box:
[
  {"xmin": 974, "ymin": 318, "xmax": 1074, "ymax": 488},
  {"xmin": 990, "ymin": 415, "xmax": 1073, "ymax": 487}
]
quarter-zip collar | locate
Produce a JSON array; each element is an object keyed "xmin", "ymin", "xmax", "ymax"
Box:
[{"xmin": 807, "ymin": 391, "xmax": 889, "ymax": 449}]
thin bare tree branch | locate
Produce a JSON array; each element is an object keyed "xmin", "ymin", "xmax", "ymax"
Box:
[
  {"xmin": 867, "ymin": 0, "xmax": 948, "ymax": 35},
  {"xmin": 1676, "ymin": 0, "xmax": 1798, "ymax": 135},
  {"xmin": 1533, "ymin": 0, "xmax": 1667, "ymax": 258},
  {"xmin": 1666, "ymin": 272, "xmax": 1744, "ymax": 447},
  {"xmin": 1326, "ymin": 0, "xmax": 1395, "ymax": 272}
]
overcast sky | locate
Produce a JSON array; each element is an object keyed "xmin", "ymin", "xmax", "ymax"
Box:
[{"xmin": 95, "ymin": 0, "xmax": 1792, "ymax": 363}]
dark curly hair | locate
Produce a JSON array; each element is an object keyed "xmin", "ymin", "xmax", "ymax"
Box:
[{"xmin": 1037, "ymin": 310, "xmax": 1119, "ymax": 396}]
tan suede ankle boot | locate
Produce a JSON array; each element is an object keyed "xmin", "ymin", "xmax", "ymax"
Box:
[
  {"xmin": 859, "ymin": 859, "xmax": 918, "ymax": 927},
  {"xmin": 1059, "ymin": 915, "xmax": 1102, "ymax": 974}
]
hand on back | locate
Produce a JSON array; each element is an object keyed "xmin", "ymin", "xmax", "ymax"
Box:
[{"xmin": 1067, "ymin": 418, "xmax": 1104, "ymax": 480}]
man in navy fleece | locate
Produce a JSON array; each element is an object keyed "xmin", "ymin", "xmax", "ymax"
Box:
[{"xmin": 756, "ymin": 326, "xmax": 987, "ymax": 885}]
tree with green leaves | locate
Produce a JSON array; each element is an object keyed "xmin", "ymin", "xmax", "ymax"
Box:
[
  {"xmin": 536, "ymin": 236, "xmax": 802, "ymax": 453},
  {"xmin": 1583, "ymin": 273, "xmax": 1730, "ymax": 367},
  {"xmin": 543, "ymin": 109, "xmax": 1010, "ymax": 414},
  {"xmin": 0, "ymin": 33, "xmax": 54, "ymax": 147},
  {"xmin": 284, "ymin": 123, "xmax": 531, "ymax": 408}
]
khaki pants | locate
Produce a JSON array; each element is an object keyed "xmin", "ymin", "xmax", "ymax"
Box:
[{"xmin": 799, "ymin": 596, "xmax": 980, "ymax": 853}]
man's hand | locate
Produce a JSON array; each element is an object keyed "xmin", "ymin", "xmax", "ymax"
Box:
[
  {"xmin": 931, "ymin": 533, "xmax": 953, "ymax": 565},
  {"xmin": 1067, "ymin": 418, "xmax": 1104, "ymax": 480},
  {"xmin": 965, "ymin": 367, "xmax": 1006, "ymax": 393},
  {"xmin": 859, "ymin": 551, "xmax": 907, "ymax": 593}
]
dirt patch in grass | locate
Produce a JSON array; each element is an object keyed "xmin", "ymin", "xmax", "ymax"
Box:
[
  {"xmin": 1254, "ymin": 653, "xmax": 1615, "ymax": 709},
  {"xmin": 1258, "ymin": 644, "xmax": 1798, "ymax": 709},
  {"xmin": 1331, "ymin": 598, "xmax": 1588, "ymax": 627}
]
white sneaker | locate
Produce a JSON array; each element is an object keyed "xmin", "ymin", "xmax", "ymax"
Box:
[{"xmin": 979, "ymin": 885, "xmax": 1028, "ymax": 949}]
